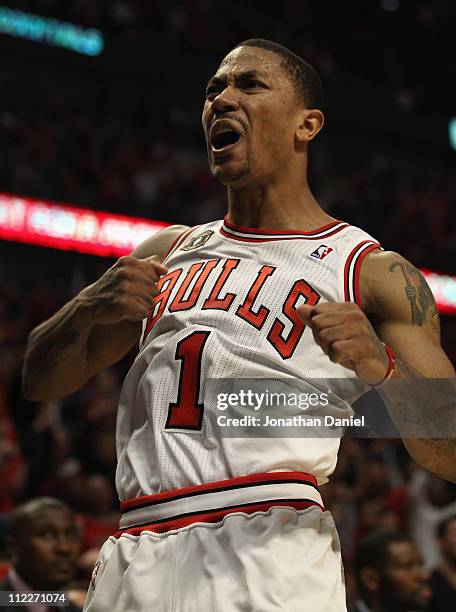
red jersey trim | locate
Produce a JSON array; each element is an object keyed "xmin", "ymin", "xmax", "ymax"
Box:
[
  {"xmin": 161, "ymin": 229, "xmax": 188, "ymax": 262},
  {"xmin": 163, "ymin": 226, "xmax": 200, "ymax": 263},
  {"xmin": 223, "ymin": 216, "xmax": 345, "ymax": 236},
  {"xmin": 344, "ymin": 241, "xmax": 381, "ymax": 308},
  {"xmin": 114, "ymin": 499, "xmax": 323, "ymax": 537},
  {"xmin": 220, "ymin": 217, "xmax": 350, "ymax": 242}
]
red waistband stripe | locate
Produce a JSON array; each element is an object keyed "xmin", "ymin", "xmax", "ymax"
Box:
[
  {"xmin": 114, "ymin": 499, "xmax": 322, "ymax": 537},
  {"xmin": 117, "ymin": 472, "xmax": 323, "ymax": 536},
  {"xmin": 120, "ymin": 471, "xmax": 318, "ymax": 513}
]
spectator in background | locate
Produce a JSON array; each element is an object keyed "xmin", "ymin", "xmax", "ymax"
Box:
[
  {"xmin": 409, "ymin": 469, "xmax": 456, "ymax": 569},
  {"xmin": 428, "ymin": 515, "xmax": 456, "ymax": 611},
  {"xmin": 78, "ymin": 475, "xmax": 119, "ymax": 550},
  {"xmin": 352, "ymin": 530, "xmax": 431, "ymax": 612},
  {"xmin": 0, "ymin": 497, "xmax": 82, "ymax": 612}
]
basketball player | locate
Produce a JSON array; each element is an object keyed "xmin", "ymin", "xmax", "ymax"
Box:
[{"xmin": 22, "ymin": 40, "xmax": 456, "ymax": 611}]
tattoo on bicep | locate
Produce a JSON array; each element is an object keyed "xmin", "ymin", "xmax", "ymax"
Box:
[{"xmin": 389, "ymin": 261, "xmax": 439, "ymax": 327}]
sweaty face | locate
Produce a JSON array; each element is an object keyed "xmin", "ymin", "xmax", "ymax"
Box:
[
  {"xmin": 202, "ymin": 46, "xmax": 301, "ymax": 187},
  {"xmin": 14, "ymin": 508, "xmax": 81, "ymax": 590},
  {"xmin": 380, "ymin": 542, "xmax": 431, "ymax": 610}
]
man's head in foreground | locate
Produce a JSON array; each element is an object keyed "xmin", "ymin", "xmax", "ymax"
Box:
[
  {"xmin": 354, "ymin": 529, "xmax": 431, "ymax": 611},
  {"xmin": 202, "ymin": 38, "xmax": 325, "ymax": 188},
  {"xmin": 6, "ymin": 497, "xmax": 81, "ymax": 590},
  {"xmin": 437, "ymin": 514, "xmax": 456, "ymax": 567}
]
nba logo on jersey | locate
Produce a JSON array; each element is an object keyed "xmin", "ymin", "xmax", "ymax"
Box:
[{"xmin": 310, "ymin": 245, "xmax": 334, "ymax": 260}]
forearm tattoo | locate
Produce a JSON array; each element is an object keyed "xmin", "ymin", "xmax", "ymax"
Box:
[
  {"xmin": 390, "ymin": 365, "xmax": 455, "ymax": 427},
  {"xmin": 378, "ymin": 358, "xmax": 456, "ymax": 463}
]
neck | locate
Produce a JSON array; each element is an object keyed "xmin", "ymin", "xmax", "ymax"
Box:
[
  {"xmin": 439, "ymin": 557, "xmax": 456, "ymax": 587},
  {"xmin": 226, "ymin": 178, "xmax": 335, "ymax": 231},
  {"xmin": 360, "ymin": 594, "xmax": 387, "ymax": 612},
  {"xmin": 12, "ymin": 566, "xmax": 55, "ymax": 592}
]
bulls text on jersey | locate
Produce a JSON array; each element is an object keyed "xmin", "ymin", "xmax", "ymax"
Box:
[{"xmin": 144, "ymin": 257, "xmax": 320, "ymax": 360}]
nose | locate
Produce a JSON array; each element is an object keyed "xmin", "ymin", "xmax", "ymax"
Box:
[
  {"xmin": 418, "ymin": 566, "xmax": 430, "ymax": 582},
  {"xmin": 211, "ymin": 86, "xmax": 240, "ymax": 116},
  {"xmin": 54, "ymin": 534, "xmax": 72, "ymax": 555}
]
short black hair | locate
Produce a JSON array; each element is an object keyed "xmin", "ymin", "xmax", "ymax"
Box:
[
  {"xmin": 8, "ymin": 497, "xmax": 71, "ymax": 538},
  {"xmin": 437, "ymin": 514, "xmax": 456, "ymax": 539},
  {"xmin": 354, "ymin": 530, "xmax": 411, "ymax": 578},
  {"xmin": 232, "ymin": 38, "xmax": 324, "ymax": 110}
]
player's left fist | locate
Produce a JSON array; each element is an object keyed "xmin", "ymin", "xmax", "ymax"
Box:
[{"xmin": 297, "ymin": 302, "xmax": 389, "ymax": 383}]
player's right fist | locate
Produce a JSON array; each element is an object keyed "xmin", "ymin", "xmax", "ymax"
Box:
[{"xmin": 77, "ymin": 255, "xmax": 168, "ymax": 325}]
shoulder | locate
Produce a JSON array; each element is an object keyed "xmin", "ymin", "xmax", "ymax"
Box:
[
  {"xmin": 0, "ymin": 576, "xmax": 10, "ymax": 589},
  {"xmin": 0, "ymin": 577, "xmax": 21, "ymax": 612},
  {"xmin": 131, "ymin": 224, "xmax": 190, "ymax": 260},
  {"xmin": 360, "ymin": 248, "xmax": 439, "ymax": 329}
]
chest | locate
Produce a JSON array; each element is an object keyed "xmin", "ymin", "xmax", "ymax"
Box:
[{"xmin": 144, "ymin": 246, "xmax": 340, "ymax": 359}]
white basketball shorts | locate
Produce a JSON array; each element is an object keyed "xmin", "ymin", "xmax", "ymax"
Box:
[{"xmin": 83, "ymin": 472, "xmax": 347, "ymax": 612}]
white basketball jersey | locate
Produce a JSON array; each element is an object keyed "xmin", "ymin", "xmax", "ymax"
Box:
[{"xmin": 116, "ymin": 218, "xmax": 380, "ymax": 500}]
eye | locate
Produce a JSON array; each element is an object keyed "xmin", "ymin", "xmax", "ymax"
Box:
[
  {"xmin": 66, "ymin": 528, "xmax": 80, "ymax": 541},
  {"xmin": 206, "ymin": 85, "xmax": 223, "ymax": 100},
  {"xmin": 243, "ymin": 80, "xmax": 264, "ymax": 90}
]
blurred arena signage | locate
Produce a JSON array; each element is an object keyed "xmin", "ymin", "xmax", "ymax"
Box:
[
  {"xmin": 0, "ymin": 193, "xmax": 168, "ymax": 258},
  {"xmin": 0, "ymin": 193, "xmax": 455, "ymax": 315},
  {"xmin": 0, "ymin": 6, "xmax": 103, "ymax": 56},
  {"xmin": 449, "ymin": 118, "xmax": 456, "ymax": 151},
  {"xmin": 421, "ymin": 270, "xmax": 456, "ymax": 316}
]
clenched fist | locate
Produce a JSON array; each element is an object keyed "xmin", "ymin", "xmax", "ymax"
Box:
[
  {"xmin": 78, "ymin": 255, "xmax": 168, "ymax": 325},
  {"xmin": 297, "ymin": 302, "xmax": 390, "ymax": 383}
]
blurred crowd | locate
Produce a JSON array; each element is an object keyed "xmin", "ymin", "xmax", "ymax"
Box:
[
  {"xmin": 0, "ymin": 253, "xmax": 122, "ymax": 608},
  {"xmin": 1, "ymin": 1, "xmax": 456, "ymax": 609},
  {"xmin": 6, "ymin": 0, "xmax": 456, "ymax": 113}
]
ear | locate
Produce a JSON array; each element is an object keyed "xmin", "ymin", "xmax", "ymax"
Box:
[
  {"xmin": 5, "ymin": 535, "xmax": 19, "ymax": 563},
  {"xmin": 295, "ymin": 109, "xmax": 324, "ymax": 143},
  {"xmin": 359, "ymin": 566, "xmax": 380, "ymax": 593}
]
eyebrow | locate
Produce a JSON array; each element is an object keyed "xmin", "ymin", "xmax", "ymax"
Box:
[{"xmin": 206, "ymin": 70, "xmax": 268, "ymax": 89}]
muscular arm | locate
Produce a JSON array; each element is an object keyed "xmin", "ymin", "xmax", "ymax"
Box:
[
  {"xmin": 361, "ymin": 250, "xmax": 456, "ymax": 481},
  {"xmin": 298, "ymin": 249, "xmax": 456, "ymax": 482},
  {"xmin": 22, "ymin": 224, "xmax": 188, "ymax": 401}
]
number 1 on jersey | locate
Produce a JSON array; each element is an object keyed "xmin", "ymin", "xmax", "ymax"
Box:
[{"xmin": 165, "ymin": 331, "xmax": 210, "ymax": 430}]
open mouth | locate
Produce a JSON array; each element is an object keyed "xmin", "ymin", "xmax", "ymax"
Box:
[{"xmin": 211, "ymin": 129, "xmax": 241, "ymax": 151}]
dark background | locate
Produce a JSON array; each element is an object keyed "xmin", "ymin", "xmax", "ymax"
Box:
[{"xmin": 0, "ymin": 0, "xmax": 455, "ymax": 607}]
